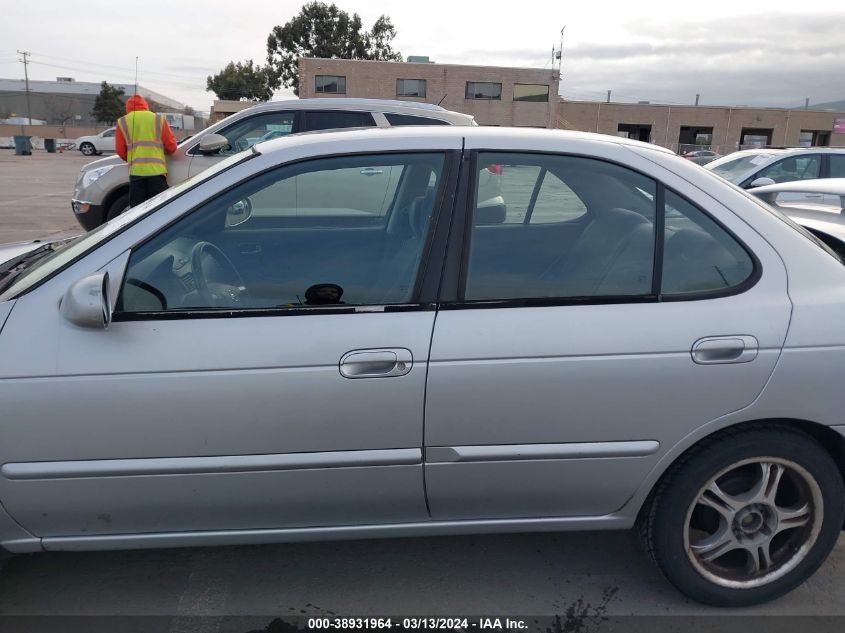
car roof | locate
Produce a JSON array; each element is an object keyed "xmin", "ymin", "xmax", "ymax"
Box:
[
  {"xmin": 235, "ymin": 98, "xmax": 448, "ymax": 114},
  {"xmin": 255, "ymin": 125, "xmax": 677, "ymax": 155},
  {"xmin": 213, "ymin": 97, "xmax": 476, "ymax": 127}
]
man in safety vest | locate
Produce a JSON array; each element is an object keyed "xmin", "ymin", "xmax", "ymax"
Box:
[{"xmin": 115, "ymin": 95, "xmax": 178, "ymax": 208}]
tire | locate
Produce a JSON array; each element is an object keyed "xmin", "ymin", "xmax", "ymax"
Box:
[
  {"xmin": 105, "ymin": 192, "xmax": 130, "ymax": 223},
  {"xmin": 641, "ymin": 425, "xmax": 844, "ymax": 607},
  {"xmin": 80, "ymin": 142, "xmax": 96, "ymax": 156}
]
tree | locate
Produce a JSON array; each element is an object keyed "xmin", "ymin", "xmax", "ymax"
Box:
[
  {"xmin": 266, "ymin": 2, "xmax": 402, "ymax": 95},
  {"xmin": 91, "ymin": 82, "xmax": 125, "ymax": 124},
  {"xmin": 44, "ymin": 95, "xmax": 75, "ymax": 126},
  {"xmin": 206, "ymin": 60, "xmax": 274, "ymax": 102}
]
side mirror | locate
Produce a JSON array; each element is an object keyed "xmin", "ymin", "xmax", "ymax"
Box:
[
  {"xmin": 225, "ymin": 198, "xmax": 253, "ymax": 227},
  {"xmin": 198, "ymin": 133, "xmax": 229, "ymax": 155},
  {"xmin": 749, "ymin": 177, "xmax": 776, "ymax": 188},
  {"xmin": 60, "ymin": 272, "xmax": 111, "ymax": 329}
]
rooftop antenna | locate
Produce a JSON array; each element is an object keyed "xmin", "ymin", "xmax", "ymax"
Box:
[{"xmin": 557, "ymin": 26, "xmax": 566, "ymax": 75}]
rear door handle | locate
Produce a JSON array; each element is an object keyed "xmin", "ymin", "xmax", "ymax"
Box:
[
  {"xmin": 691, "ymin": 336, "xmax": 758, "ymax": 365},
  {"xmin": 339, "ymin": 348, "xmax": 412, "ymax": 379}
]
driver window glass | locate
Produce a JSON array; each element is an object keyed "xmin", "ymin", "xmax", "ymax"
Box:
[
  {"xmin": 117, "ymin": 153, "xmax": 446, "ymax": 314},
  {"xmin": 217, "ymin": 112, "xmax": 296, "ymax": 154},
  {"xmin": 102, "ymin": 129, "xmax": 115, "ymax": 138},
  {"xmin": 756, "ymin": 155, "xmax": 821, "ymax": 183}
]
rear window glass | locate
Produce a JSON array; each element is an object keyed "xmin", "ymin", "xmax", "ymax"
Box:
[
  {"xmin": 384, "ymin": 113, "xmax": 449, "ymax": 126},
  {"xmin": 304, "ymin": 111, "xmax": 376, "ymax": 132}
]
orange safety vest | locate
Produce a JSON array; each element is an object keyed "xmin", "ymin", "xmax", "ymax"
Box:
[{"xmin": 117, "ymin": 111, "xmax": 168, "ymax": 176}]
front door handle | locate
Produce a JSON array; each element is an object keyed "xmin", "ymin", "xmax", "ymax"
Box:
[
  {"xmin": 691, "ymin": 336, "xmax": 758, "ymax": 365},
  {"xmin": 339, "ymin": 348, "xmax": 413, "ymax": 379},
  {"xmin": 360, "ymin": 168, "xmax": 384, "ymax": 176}
]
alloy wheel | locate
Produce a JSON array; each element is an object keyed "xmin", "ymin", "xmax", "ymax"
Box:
[{"xmin": 684, "ymin": 457, "xmax": 823, "ymax": 589}]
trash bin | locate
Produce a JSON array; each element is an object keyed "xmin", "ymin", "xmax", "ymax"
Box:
[
  {"xmin": 44, "ymin": 138, "xmax": 56, "ymax": 153},
  {"xmin": 13, "ymin": 135, "xmax": 32, "ymax": 156}
]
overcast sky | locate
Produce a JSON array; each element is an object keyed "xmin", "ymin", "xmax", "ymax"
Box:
[{"xmin": 3, "ymin": 0, "xmax": 844, "ymax": 112}]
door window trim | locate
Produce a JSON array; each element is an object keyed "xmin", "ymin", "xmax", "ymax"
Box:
[
  {"xmin": 112, "ymin": 150, "xmax": 461, "ymax": 322},
  {"xmin": 439, "ymin": 149, "xmax": 761, "ymax": 309}
]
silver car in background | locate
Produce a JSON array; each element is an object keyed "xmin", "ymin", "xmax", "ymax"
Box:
[
  {"xmin": 750, "ymin": 178, "xmax": 845, "ymax": 257},
  {"xmin": 2, "ymin": 127, "xmax": 845, "ymax": 608}
]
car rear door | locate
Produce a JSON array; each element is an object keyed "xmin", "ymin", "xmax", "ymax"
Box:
[{"xmin": 423, "ymin": 143, "xmax": 791, "ymax": 521}]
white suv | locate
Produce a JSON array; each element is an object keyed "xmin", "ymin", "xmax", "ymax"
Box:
[
  {"xmin": 72, "ymin": 99, "xmax": 478, "ymax": 230},
  {"xmin": 75, "ymin": 127, "xmax": 116, "ymax": 156}
]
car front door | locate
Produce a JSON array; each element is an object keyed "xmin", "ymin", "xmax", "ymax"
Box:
[
  {"xmin": 747, "ymin": 155, "xmax": 823, "ymax": 204},
  {"xmin": 100, "ymin": 127, "xmax": 116, "ymax": 152},
  {"xmin": 0, "ymin": 149, "xmax": 457, "ymax": 540},
  {"xmin": 423, "ymin": 147, "xmax": 791, "ymax": 520},
  {"xmin": 187, "ymin": 110, "xmax": 300, "ymax": 179}
]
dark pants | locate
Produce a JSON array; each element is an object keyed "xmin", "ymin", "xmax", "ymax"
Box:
[{"xmin": 129, "ymin": 174, "xmax": 169, "ymax": 207}]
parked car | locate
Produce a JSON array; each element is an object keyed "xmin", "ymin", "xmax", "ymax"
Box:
[
  {"xmin": 682, "ymin": 149, "xmax": 720, "ymax": 165},
  {"xmin": 705, "ymin": 147, "xmax": 845, "ymax": 206},
  {"xmin": 749, "ymin": 178, "xmax": 845, "ymax": 257},
  {"xmin": 75, "ymin": 127, "xmax": 117, "ymax": 156},
  {"xmin": 4, "ymin": 127, "xmax": 845, "ymax": 608},
  {"xmin": 71, "ymin": 99, "xmax": 477, "ymax": 230}
]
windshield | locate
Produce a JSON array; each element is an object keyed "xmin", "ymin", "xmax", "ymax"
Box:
[
  {"xmin": 706, "ymin": 153, "xmax": 772, "ymax": 183},
  {"xmin": 0, "ymin": 151, "xmax": 254, "ymax": 301}
]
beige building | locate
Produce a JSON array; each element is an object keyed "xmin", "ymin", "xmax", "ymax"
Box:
[
  {"xmin": 208, "ymin": 99, "xmax": 256, "ymax": 124},
  {"xmin": 298, "ymin": 57, "xmax": 559, "ymax": 128},
  {"xmin": 556, "ymin": 100, "xmax": 845, "ymax": 153}
]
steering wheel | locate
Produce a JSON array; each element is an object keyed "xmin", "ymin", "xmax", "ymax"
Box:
[{"xmin": 190, "ymin": 241, "xmax": 252, "ymax": 308}]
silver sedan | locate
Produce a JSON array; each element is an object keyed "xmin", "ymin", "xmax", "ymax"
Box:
[{"xmin": 0, "ymin": 127, "xmax": 843, "ymax": 608}]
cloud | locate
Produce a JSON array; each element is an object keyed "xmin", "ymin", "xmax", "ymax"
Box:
[
  {"xmin": 559, "ymin": 12, "xmax": 845, "ymax": 106},
  {"xmin": 445, "ymin": 12, "xmax": 845, "ymax": 107}
]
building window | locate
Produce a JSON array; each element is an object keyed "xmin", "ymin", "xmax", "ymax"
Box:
[
  {"xmin": 513, "ymin": 84, "xmax": 549, "ymax": 102},
  {"xmin": 465, "ymin": 82, "xmax": 502, "ymax": 100},
  {"xmin": 396, "ymin": 79, "xmax": 426, "ymax": 98},
  {"xmin": 799, "ymin": 130, "xmax": 831, "ymax": 147},
  {"xmin": 315, "ymin": 75, "xmax": 346, "ymax": 94}
]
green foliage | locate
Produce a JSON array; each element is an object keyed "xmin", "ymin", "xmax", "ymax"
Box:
[
  {"xmin": 266, "ymin": 2, "xmax": 403, "ymax": 96},
  {"xmin": 206, "ymin": 60, "xmax": 274, "ymax": 102},
  {"xmin": 91, "ymin": 82, "xmax": 126, "ymax": 124}
]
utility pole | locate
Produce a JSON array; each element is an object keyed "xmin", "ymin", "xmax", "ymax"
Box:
[
  {"xmin": 695, "ymin": 93, "xmax": 700, "ymax": 106},
  {"xmin": 607, "ymin": 90, "xmax": 612, "ymax": 103},
  {"xmin": 17, "ymin": 50, "xmax": 33, "ymax": 125}
]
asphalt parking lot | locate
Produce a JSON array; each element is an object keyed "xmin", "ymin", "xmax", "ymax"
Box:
[
  {"xmin": 0, "ymin": 150, "xmax": 90, "ymax": 243},
  {"xmin": 0, "ymin": 150, "xmax": 843, "ymax": 631}
]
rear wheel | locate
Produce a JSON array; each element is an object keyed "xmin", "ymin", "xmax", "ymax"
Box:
[
  {"xmin": 641, "ymin": 426, "xmax": 844, "ymax": 606},
  {"xmin": 105, "ymin": 191, "xmax": 130, "ymax": 223},
  {"xmin": 79, "ymin": 142, "xmax": 96, "ymax": 156}
]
